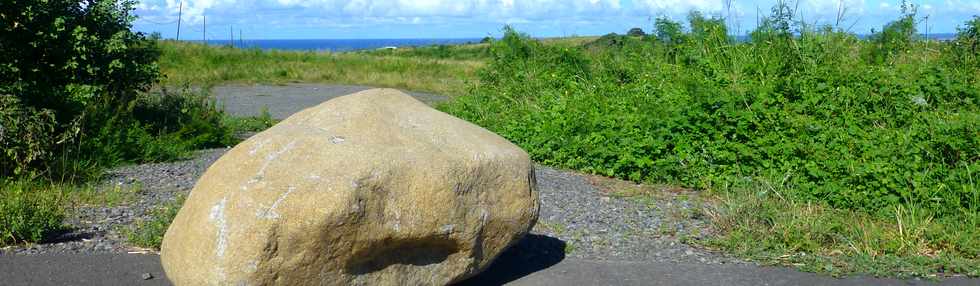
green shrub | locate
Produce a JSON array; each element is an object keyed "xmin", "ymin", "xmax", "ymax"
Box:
[
  {"xmin": 74, "ymin": 88, "xmax": 238, "ymax": 167},
  {"xmin": 0, "ymin": 95, "xmax": 58, "ymax": 176},
  {"xmin": 224, "ymin": 107, "xmax": 278, "ymax": 134},
  {"xmin": 0, "ymin": 0, "xmax": 162, "ymax": 177},
  {"xmin": 0, "ymin": 181, "xmax": 66, "ymax": 246}
]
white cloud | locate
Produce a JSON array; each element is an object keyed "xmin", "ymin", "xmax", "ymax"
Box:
[
  {"xmin": 145, "ymin": 0, "xmax": 625, "ymax": 22},
  {"xmin": 799, "ymin": 0, "xmax": 866, "ymax": 23},
  {"xmin": 945, "ymin": 0, "xmax": 980, "ymax": 12},
  {"xmin": 634, "ymin": 0, "xmax": 724, "ymax": 15}
]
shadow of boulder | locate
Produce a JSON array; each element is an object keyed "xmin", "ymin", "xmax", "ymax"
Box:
[
  {"xmin": 41, "ymin": 229, "xmax": 96, "ymax": 244},
  {"xmin": 456, "ymin": 234, "xmax": 566, "ymax": 285}
]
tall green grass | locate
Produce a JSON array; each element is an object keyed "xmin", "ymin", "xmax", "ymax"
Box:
[{"xmin": 158, "ymin": 41, "xmax": 483, "ymax": 96}]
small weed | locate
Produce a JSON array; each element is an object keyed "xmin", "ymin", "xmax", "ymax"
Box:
[
  {"xmin": 68, "ymin": 184, "xmax": 141, "ymax": 208},
  {"xmin": 564, "ymin": 241, "xmax": 577, "ymax": 254},
  {"xmin": 126, "ymin": 195, "xmax": 185, "ymax": 250},
  {"xmin": 535, "ymin": 220, "xmax": 567, "ymax": 235}
]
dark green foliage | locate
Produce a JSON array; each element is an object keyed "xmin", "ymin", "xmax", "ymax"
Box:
[
  {"xmin": 627, "ymin": 27, "xmax": 646, "ymax": 37},
  {"xmin": 74, "ymin": 88, "xmax": 237, "ymax": 169},
  {"xmin": 0, "ymin": 1, "xmax": 236, "ymax": 179},
  {"xmin": 0, "ymin": 0, "xmax": 160, "ymax": 123},
  {"xmin": 443, "ymin": 15, "xmax": 980, "ymax": 219},
  {"xmin": 0, "ymin": 95, "xmax": 58, "ymax": 176},
  {"xmin": 0, "ymin": 181, "xmax": 66, "ymax": 245}
]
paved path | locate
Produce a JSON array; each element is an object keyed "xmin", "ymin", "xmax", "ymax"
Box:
[
  {"xmin": 1, "ymin": 253, "xmax": 975, "ymax": 286},
  {"xmin": 212, "ymin": 84, "xmax": 447, "ymax": 119}
]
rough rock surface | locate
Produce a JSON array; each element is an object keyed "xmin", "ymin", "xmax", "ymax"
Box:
[{"xmin": 160, "ymin": 89, "xmax": 539, "ymax": 285}]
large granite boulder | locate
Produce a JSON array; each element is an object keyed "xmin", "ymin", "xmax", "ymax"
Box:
[{"xmin": 160, "ymin": 89, "xmax": 539, "ymax": 285}]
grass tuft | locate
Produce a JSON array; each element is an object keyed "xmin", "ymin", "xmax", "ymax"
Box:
[{"xmin": 126, "ymin": 195, "xmax": 185, "ymax": 250}]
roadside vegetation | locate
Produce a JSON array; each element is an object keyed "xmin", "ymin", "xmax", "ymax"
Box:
[
  {"xmin": 0, "ymin": 1, "xmax": 253, "ymax": 247},
  {"xmin": 158, "ymin": 41, "xmax": 483, "ymax": 96},
  {"xmin": 440, "ymin": 3, "xmax": 979, "ymax": 278}
]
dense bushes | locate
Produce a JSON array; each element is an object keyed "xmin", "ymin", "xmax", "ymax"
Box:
[
  {"xmin": 0, "ymin": 1, "xmax": 235, "ymax": 179},
  {"xmin": 443, "ymin": 17, "xmax": 979, "ymax": 218}
]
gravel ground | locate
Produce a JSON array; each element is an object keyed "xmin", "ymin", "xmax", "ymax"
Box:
[
  {"xmin": 1, "ymin": 151, "xmax": 734, "ymax": 265},
  {"xmin": 2, "ymin": 84, "xmax": 736, "ymax": 266},
  {"xmin": 0, "ymin": 149, "xmax": 228, "ymax": 255},
  {"xmin": 531, "ymin": 167, "xmax": 738, "ymax": 265}
]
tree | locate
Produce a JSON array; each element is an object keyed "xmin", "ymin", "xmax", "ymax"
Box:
[
  {"xmin": 0, "ymin": 0, "xmax": 160, "ymax": 122},
  {"xmin": 866, "ymin": 0, "xmax": 918, "ymax": 63},
  {"xmin": 627, "ymin": 27, "xmax": 646, "ymax": 37},
  {"xmin": 655, "ymin": 17, "xmax": 685, "ymax": 46},
  {"xmin": 0, "ymin": 0, "xmax": 161, "ymax": 175}
]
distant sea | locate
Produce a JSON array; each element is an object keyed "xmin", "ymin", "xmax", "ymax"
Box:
[
  {"xmin": 191, "ymin": 33, "xmax": 959, "ymax": 52},
  {"xmin": 192, "ymin": 38, "xmax": 483, "ymax": 52}
]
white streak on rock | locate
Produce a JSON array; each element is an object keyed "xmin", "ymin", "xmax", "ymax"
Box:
[
  {"xmin": 257, "ymin": 186, "xmax": 296, "ymax": 220},
  {"xmin": 392, "ymin": 211, "xmax": 401, "ymax": 232},
  {"xmin": 209, "ymin": 197, "xmax": 229, "ymax": 258},
  {"xmin": 242, "ymin": 140, "xmax": 298, "ymax": 192},
  {"xmin": 248, "ymin": 139, "xmax": 271, "ymax": 156},
  {"xmin": 256, "ymin": 140, "xmax": 298, "ymax": 178},
  {"xmin": 440, "ymin": 224, "xmax": 456, "ymax": 234}
]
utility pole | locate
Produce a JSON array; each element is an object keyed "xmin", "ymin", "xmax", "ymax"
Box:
[
  {"xmin": 176, "ymin": 1, "xmax": 182, "ymax": 41},
  {"xmin": 925, "ymin": 15, "xmax": 930, "ymax": 41},
  {"xmin": 203, "ymin": 15, "xmax": 206, "ymax": 44},
  {"xmin": 230, "ymin": 25, "xmax": 234, "ymax": 48},
  {"xmin": 239, "ymin": 29, "xmax": 243, "ymax": 48}
]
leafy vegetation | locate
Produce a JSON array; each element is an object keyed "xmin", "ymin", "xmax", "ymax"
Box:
[{"xmin": 441, "ymin": 5, "xmax": 979, "ymax": 277}]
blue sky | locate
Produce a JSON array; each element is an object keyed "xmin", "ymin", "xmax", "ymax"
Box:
[{"xmin": 132, "ymin": 0, "xmax": 980, "ymax": 39}]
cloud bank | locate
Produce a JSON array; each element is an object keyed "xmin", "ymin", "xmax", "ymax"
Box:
[{"xmin": 132, "ymin": 0, "xmax": 980, "ymax": 39}]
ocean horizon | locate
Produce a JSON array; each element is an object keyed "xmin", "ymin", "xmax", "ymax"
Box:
[
  {"xmin": 187, "ymin": 33, "xmax": 959, "ymax": 52},
  {"xmin": 189, "ymin": 38, "xmax": 484, "ymax": 52}
]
